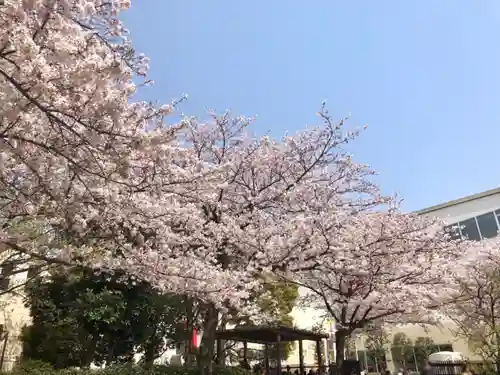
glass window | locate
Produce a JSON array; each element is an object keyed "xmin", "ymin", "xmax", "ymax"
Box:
[
  {"xmin": 495, "ymin": 209, "xmax": 500, "ymax": 223},
  {"xmin": 477, "ymin": 212, "xmax": 499, "ymax": 239},
  {"xmin": 444, "ymin": 224, "xmax": 461, "ymax": 241},
  {"xmin": 0, "ymin": 263, "xmax": 14, "ymax": 291},
  {"xmin": 26, "ymin": 266, "xmax": 40, "ymax": 280},
  {"xmin": 460, "ymin": 218, "xmax": 481, "ymax": 241}
]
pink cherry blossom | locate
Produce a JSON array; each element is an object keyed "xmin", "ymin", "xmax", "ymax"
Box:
[
  {"xmin": 444, "ymin": 237, "xmax": 500, "ymax": 362},
  {"xmin": 281, "ymin": 207, "xmax": 467, "ymax": 365},
  {"xmin": 0, "ymin": 1, "xmax": 466, "ymax": 338}
]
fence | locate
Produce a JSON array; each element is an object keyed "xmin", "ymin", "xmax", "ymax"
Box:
[
  {"xmin": 428, "ymin": 361, "xmax": 465, "ymax": 375},
  {"xmin": 428, "ymin": 360, "xmax": 495, "ymax": 375}
]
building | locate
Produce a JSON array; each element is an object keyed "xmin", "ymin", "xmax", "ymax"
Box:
[
  {"xmin": 287, "ymin": 187, "xmax": 500, "ymax": 372},
  {"xmin": 0, "ymin": 260, "xmax": 34, "ymax": 371}
]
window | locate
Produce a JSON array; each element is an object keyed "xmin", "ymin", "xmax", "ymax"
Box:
[
  {"xmin": 26, "ymin": 266, "xmax": 40, "ymax": 280},
  {"xmin": 444, "ymin": 224, "xmax": 461, "ymax": 241},
  {"xmin": 460, "ymin": 218, "xmax": 481, "ymax": 241},
  {"xmin": 0, "ymin": 263, "xmax": 14, "ymax": 291},
  {"xmin": 476, "ymin": 212, "xmax": 499, "ymax": 239},
  {"xmin": 24, "ymin": 266, "xmax": 41, "ymax": 290},
  {"xmin": 495, "ymin": 210, "xmax": 500, "ymax": 226}
]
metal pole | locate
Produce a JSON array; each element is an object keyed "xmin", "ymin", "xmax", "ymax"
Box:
[{"xmin": 216, "ymin": 339, "xmax": 224, "ymax": 365}]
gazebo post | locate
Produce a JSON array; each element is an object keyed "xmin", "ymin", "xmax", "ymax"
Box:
[
  {"xmin": 276, "ymin": 333, "xmax": 282, "ymax": 375},
  {"xmin": 216, "ymin": 338, "xmax": 224, "ymax": 366},
  {"xmin": 316, "ymin": 339, "xmax": 323, "ymax": 368},
  {"xmin": 299, "ymin": 340, "xmax": 305, "ymax": 375},
  {"xmin": 243, "ymin": 341, "xmax": 248, "ymax": 363},
  {"xmin": 264, "ymin": 344, "xmax": 270, "ymax": 375}
]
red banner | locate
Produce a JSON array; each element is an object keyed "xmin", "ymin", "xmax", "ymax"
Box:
[{"xmin": 191, "ymin": 328, "xmax": 197, "ymax": 348}]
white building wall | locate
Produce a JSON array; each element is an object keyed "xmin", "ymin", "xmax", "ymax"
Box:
[
  {"xmin": 421, "ymin": 192, "xmax": 500, "ymax": 224},
  {"xmin": 0, "ymin": 269, "xmax": 32, "ymax": 371},
  {"xmin": 286, "ymin": 302, "xmax": 326, "ymax": 366}
]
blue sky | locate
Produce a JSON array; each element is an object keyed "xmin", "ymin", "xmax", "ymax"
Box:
[{"xmin": 122, "ymin": 1, "xmax": 500, "ymax": 212}]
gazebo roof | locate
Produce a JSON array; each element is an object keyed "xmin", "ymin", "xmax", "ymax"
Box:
[{"xmin": 215, "ymin": 325, "xmax": 329, "ymax": 344}]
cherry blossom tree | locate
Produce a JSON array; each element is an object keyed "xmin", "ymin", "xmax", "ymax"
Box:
[
  {"xmin": 0, "ymin": 0, "xmax": 247, "ymax": 306},
  {"xmin": 0, "ymin": 0, "xmax": 389, "ymax": 332},
  {"xmin": 176, "ymin": 105, "xmax": 386, "ymax": 366},
  {"xmin": 286, "ymin": 210, "xmax": 463, "ymax": 366},
  {"xmin": 2, "ymin": 8, "xmax": 463, "ymax": 375},
  {"xmin": 446, "ymin": 239, "xmax": 500, "ymax": 373}
]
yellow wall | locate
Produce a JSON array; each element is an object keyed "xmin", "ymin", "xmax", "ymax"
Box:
[{"xmin": 0, "ymin": 290, "xmax": 31, "ymax": 370}]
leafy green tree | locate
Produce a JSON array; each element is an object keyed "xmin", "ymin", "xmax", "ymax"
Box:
[
  {"xmin": 21, "ymin": 319, "xmax": 95, "ymax": 369},
  {"xmin": 221, "ymin": 278, "xmax": 299, "ymax": 364},
  {"xmin": 391, "ymin": 333, "xmax": 414, "ymax": 371},
  {"xmin": 22, "ymin": 268, "xmax": 188, "ymax": 368},
  {"xmin": 364, "ymin": 326, "xmax": 389, "ymax": 372},
  {"xmin": 414, "ymin": 337, "xmax": 437, "ymax": 370},
  {"xmin": 259, "ymin": 279, "xmax": 298, "ymax": 362}
]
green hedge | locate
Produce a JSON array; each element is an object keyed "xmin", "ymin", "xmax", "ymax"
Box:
[{"xmin": 7, "ymin": 361, "xmax": 254, "ymax": 375}]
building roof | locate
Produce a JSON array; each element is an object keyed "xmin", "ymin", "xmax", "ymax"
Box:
[
  {"xmin": 416, "ymin": 187, "xmax": 500, "ymax": 215},
  {"xmin": 214, "ymin": 325, "xmax": 329, "ymax": 343}
]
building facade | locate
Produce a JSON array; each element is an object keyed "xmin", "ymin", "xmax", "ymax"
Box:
[{"xmin": 0, "ymin": 262, "xmax": 34, "ymax": 371}]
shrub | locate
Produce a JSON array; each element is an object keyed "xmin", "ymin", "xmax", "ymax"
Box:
[
  {"xmin": 10, "ymin": 360, "xmax": 55, "ymax": 375},
  {"xmin": 7, "ymin": 362, "xmax": 254, "ymax": 375}
]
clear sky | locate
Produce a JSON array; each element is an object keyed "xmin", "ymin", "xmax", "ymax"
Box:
[{"xmin": 122, "ymin": 1, "xmax": 500, "ymax": 212}]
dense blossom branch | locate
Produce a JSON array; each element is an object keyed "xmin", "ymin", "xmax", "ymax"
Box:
[
  {"xmin": 284, "ymin": 210, "xmax": 465, "ymax": 332},
  {"xmin": 445, "ymin": 239, "xmax": 500, "ymax": 363}
]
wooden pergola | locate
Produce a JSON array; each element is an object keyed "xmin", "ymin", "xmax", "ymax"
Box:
[{"xmin": 215, "ymin": 325, "xmax": 329, "ymax": 375}]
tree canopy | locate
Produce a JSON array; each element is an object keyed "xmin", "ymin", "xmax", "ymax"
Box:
[
  {"xmin": 22, "ymin": 268, "xmax": 188, "ymax": 368},
  {"xmin": 0, "ymin": 2, "xmax": 474, "ymax": 372}
]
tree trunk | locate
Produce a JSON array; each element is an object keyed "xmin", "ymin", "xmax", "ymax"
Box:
[
  {"xmin": 335, "ymin": 330, "xmax": 348, "ymax": 368},
  {"xmin": 105, "ymin": 339, "xmax": 115, "ymax": 366},
  {"xmin": 495, "ymin": 329, "xmax": 500, "ymax": 375},
  {"xmin": 83, "ymin": 338, "xmax": 97, "ymax": 368},
  {"xmin": 143, "ymin": 342, "xmax": 156, "ymax": 369},
  {"xmin": 183, "ymin": 296, "xmax": 197, "ymax": 367},
  {"xmin": 199, "ymin": 304, "xmax": 219, "ymax": 375}
]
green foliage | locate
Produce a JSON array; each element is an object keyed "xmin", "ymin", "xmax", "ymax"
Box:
[
  {"xmin": 258, "ymin": 279, "xmax": 299, "ymax": 316},
  {"xmin": 21, "ymin": 268, "xmax": 190, "ymax": 368},
  {"xmin": 413, "ymin": 336, "xmax": 435, "ymax": 368},
  {"xmin": 391, "ymin": 333, "xmax": 414, "ymax": 368},
  {"xmin": 11, "ymin": 360, "xmax": 56, "ymax": 375},
  {"xmin": 7, "ymin": 362, "xmax": 253, "ymax": 375},
  {"xmin": 257, "ymin": 280, "xmax": 298, "ymax": 361},
  {"xmin": 363, "ymin": 326, "xmax": 389, "ymax": 370},
  {"xmin": 225, "ymin": 278, "xmax": 299, "ymax": 363}
]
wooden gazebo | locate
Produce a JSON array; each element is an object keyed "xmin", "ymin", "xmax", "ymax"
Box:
[{"xmin": 215, "ymin": 325, "xmax": 329, "ymax": 374}]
